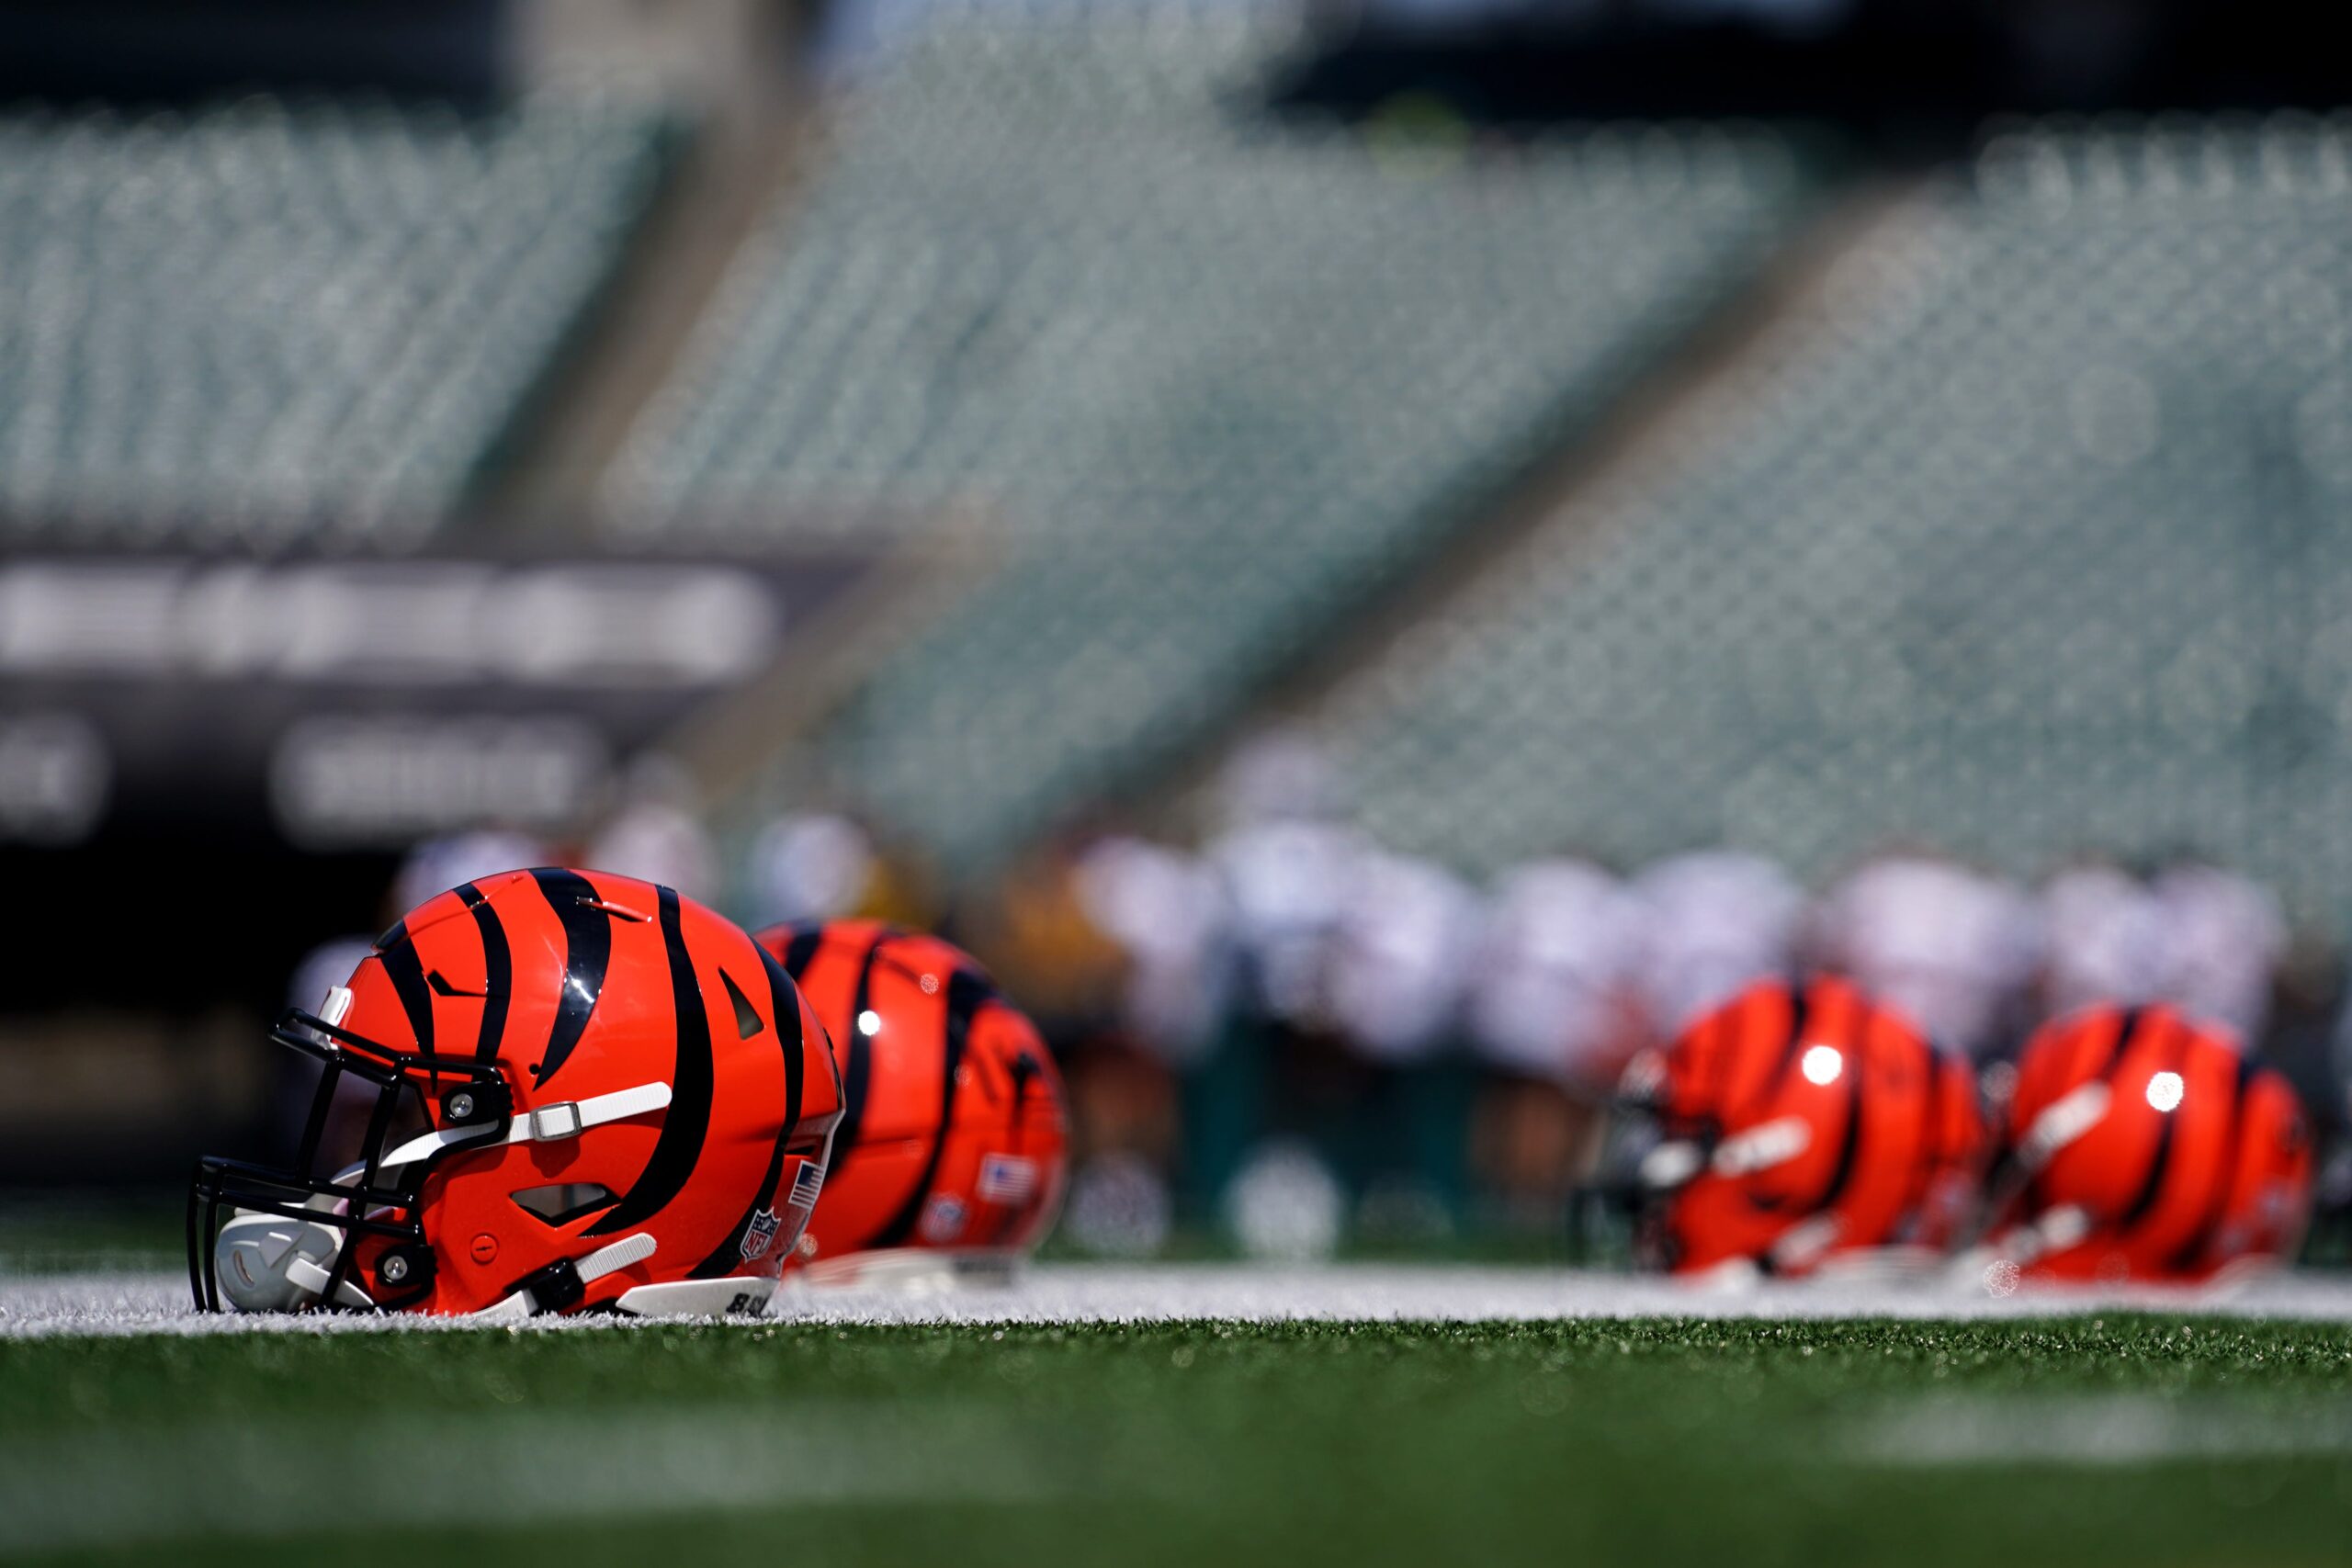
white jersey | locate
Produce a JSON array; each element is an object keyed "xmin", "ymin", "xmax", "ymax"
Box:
[
  {"xmin": 2148, "ymin": 864, "xmax": 2285, "ymax": 1044},
  {"xmin": 391, "ymin": 829, "xmax": 551, "ymax": 916},
  {"xmin": 1467, "ymin": 859, "xmax": 1637, "ymax": 1083},
  {"xmin": 1814, "ymin": 856, "xmax": 2039, "ymax": 1056},
  {"xmin": 746, "ymin": 812, "xmax": 876, "ymax": 928},
  {"xmin": 1327, "ymin": 850, "xmax": 1481, "ymax": 1066},
  {"xmin": 2040, "ymin": 864, "xmax": 2164, "ymax": 1020},
  {"xmin": 1629, "ymin": 851, "xmax": 1805, "ymax": 1037},
  {"xmin": 584, "ymin": 802, "xmax": 718, "ymax": 905},
  {"xmin": 1075, "ymin": 835, "xmax": 1236, "ymax": 1068},
  {"xmin": 1207, "ymin": 818, "xmax": 1367, "ymax": 1027}
]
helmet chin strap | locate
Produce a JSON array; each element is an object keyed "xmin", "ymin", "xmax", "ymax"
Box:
[
  {"xmin": 347, "ymin": 1081, "xmax": 676, "ymax": 1180},
  {"xmin": 2015, "ymin": 1081, "xmax": 2110, "ymax": 1171},
  {"xmin": 476, "ymin": 1232, "xmax": 658, "ymax": 1320},
  {"xmin": 1636, "ymin": 1115, "xmax": 1815, "ymax": 1190}
]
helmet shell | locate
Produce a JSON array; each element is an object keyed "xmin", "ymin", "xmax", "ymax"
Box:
[
  {"xmin": 1994, "ymin": 1003, "xmax": 2311, "ymax": 1282},
  {"xmin": 755, "ymin": 920, "xmax": 1068, "ymax": 1273},
  {"xmin": 1634, "ymin": 975, "xmax": 1981, "ymax": 1276},
  {"xmin": 327, "ymin": 868, "xmax": 840, "ymax": 1313}
]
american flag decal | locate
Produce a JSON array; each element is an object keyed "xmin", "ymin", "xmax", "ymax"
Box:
[
  {"xmin": 978, "ymin": 1154, "xmax": 1037, "ymax": 1204},
  {"xmin": 789, "ymin": 1160, "xmax": 826, "ymax": 1211}
]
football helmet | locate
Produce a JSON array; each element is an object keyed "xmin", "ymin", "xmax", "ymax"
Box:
[
  {"xmin": 1605, "ymin": 975, "xmax": 1984, "ymax": 1278},
  {"xmin": 190, "ymin": 869, "xmax": 842, "ymax": 1316},
  {"xmin": 1982, "ymin": 1003, "xmax": 2312, "ymax": 1283},
  {"xmin": 754, "ymin": 920, "xmax": 1068, "ymax": 1286}
]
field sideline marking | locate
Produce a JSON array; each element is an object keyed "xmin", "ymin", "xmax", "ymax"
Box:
[
  {"xmin": 1849, "ymin": 1395, "xmax": 2352, "ymax": 1467},
  {"xmin": 9, "ymin": 1266, "xmax": 2352, "ymax": 1339},
  {"xmin": 0, "ymin": 1401, "xmax": 1101, "ymax": 1554}
]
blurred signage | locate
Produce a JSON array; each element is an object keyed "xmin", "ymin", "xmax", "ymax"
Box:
[
  {"xmin": 0, "ymin": 558, "xmax": 779, "ymax": 687},
  {"xmin": 0, "ymin": 547, "xmax": 876, "ymax": 847},
  {"xmin": 0, "ymin": 712, "xmax": 109, "ymax": 844}
]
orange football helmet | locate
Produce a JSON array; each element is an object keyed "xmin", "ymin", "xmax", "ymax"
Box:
[
  {"xmin": 753, "ymin": 920, "xmax": 1068, "ymax": 1284},
  {"xmin": 1608, "ymin": 975, "xmax": 1985, "ymax": 1278},
  {"xmin": 191, "ymin": 869, "xmax": 842, "ymax": 1316},
  {"xmin": 1984, "ymin": 1004, "xmax": 2312, "ymax": 1283}
]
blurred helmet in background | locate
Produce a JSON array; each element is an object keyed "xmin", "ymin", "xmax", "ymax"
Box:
[
  {"xmin": 193, "ymin": 869, "xmax": 842, "ymax": 1317},
  {"xmin": 1605, "ymin": 976, "xmax": 1985, "ymax": 1280},
  {"xmin": 756, "ymin": 919, "xmax": 1069, "ymax": 1287},
  {"xmin": 1983, "ymin": 1003, "xmax": 2312, "ymax": 1285}
]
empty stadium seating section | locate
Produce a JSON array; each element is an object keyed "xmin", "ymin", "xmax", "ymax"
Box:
[
  {"xmin": 18, "ymin": 23, "xmax": 2334, "ymax": 914},
  {"xmin": 1327, "ymin": 116, "xmax": 2352, "ymax": 918},
  {"xmin": 613, "ymin": 12, "xmax": 1815, "ymax": 866},
  {"xmin": 0, "ymin": 93, "xmax": 671, "ymax": 542}
]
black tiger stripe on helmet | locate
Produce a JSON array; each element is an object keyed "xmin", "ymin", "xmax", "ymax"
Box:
[
  {"xmin": 585, "ymin": 884, "xmax": 713, "ymax": 1237},
  {"xmin": 687, "ymin": 933, "xmax": 817, "ymax": 1280}
]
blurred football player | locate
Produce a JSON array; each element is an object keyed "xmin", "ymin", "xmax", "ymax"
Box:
[
  {"xmin": 1466, "ymin": 858, "xmax": 1642, "ymax": 1225},
  {"xmin": 1469, "ymin": 857, "xmax": 1641, "ymax": 1091},
  {"xmin": 1206, "ymin": 732, "xmax": 1367, "ymax": 1031},
  {"xmin": 1813, "ymin": 851, "xmax": 2039, "ymax": 1060},
  {"xmin": 2147, "ymin": 861, "xmax": 2286, "ymax": 1046},
  {"xmin": 1626, "ymin": 850, "xmax": 1805, "ymax": 1042},
  {"xmin": 2038, "ymin": 861, "xmax": 2165, "ymax": 1021}
]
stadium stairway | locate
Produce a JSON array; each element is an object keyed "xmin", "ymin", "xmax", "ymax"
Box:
[{"xmin": 485, "ymin": 4, "xmax": 815, "ymax": 521}]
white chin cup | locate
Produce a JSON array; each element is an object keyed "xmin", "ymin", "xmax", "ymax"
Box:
[{"xmin": 213, "ymin": 1212, "xmax": 373, "ymax": 1312}]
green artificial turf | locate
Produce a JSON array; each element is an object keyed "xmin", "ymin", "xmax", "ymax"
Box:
[{"xmin": 5, "ymin": 1317, "xmax": 2352, "ymax": 1567}]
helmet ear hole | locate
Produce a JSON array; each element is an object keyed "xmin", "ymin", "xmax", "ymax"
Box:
[{"xmin": 511, "ymin": 1183, "xmax": 619, "ymax": 1226}]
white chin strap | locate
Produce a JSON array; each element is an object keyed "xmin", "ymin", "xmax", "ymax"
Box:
[
  {"xmin": 1639, "ymin": 1115, "xmax": 1815, "ymax": 1190},
  {"xmin": 476, "ymin": 1231, "xmax": 659, "ymax": 1321},
  {"xmin": 352, "ymin": 1081, "xmax": 675, "ymax": 1179},
  {"xmin": 2016, "ymin": 1081, "xmax": 2110, "ymax": 1171}
]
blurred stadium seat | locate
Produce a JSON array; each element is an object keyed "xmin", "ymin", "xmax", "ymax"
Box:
[
  {"xmin": 1317, "ymin": 113, "xmax": 2352, "ymax": 920},
  {"xmin": 0, "ymin": 91, "xmax": 673, "ymax": 542},
  {"xmin": 605, "ymin": 10, "xmax": 1815, "ymax": 867}
]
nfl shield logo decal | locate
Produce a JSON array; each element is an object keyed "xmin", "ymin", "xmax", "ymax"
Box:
[{"xmin": 740, "ymin": 1207, "xmax": 783, "ymax": 1261}]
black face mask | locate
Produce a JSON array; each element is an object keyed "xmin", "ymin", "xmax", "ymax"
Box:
[
  {"xmin": 187, "ymin": 1005, "xmax": 510, "ymax": 1314},
  {"xmin": 1586, "ymin": 1086, "xmax": 1727, "ymax": 1272}
]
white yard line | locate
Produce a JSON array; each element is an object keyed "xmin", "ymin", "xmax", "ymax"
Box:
[
  {"xmin": 6, "ymin": 1264, "xmax": 2352, "ymax": 1338},
  {"xmin": 0, "ymin": 1401, "xmax": 1097, "ymax": 1554},
  {"xmin": 1849, "ymin": 1395, "xmax": 2352, "ymax": 1467}
]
